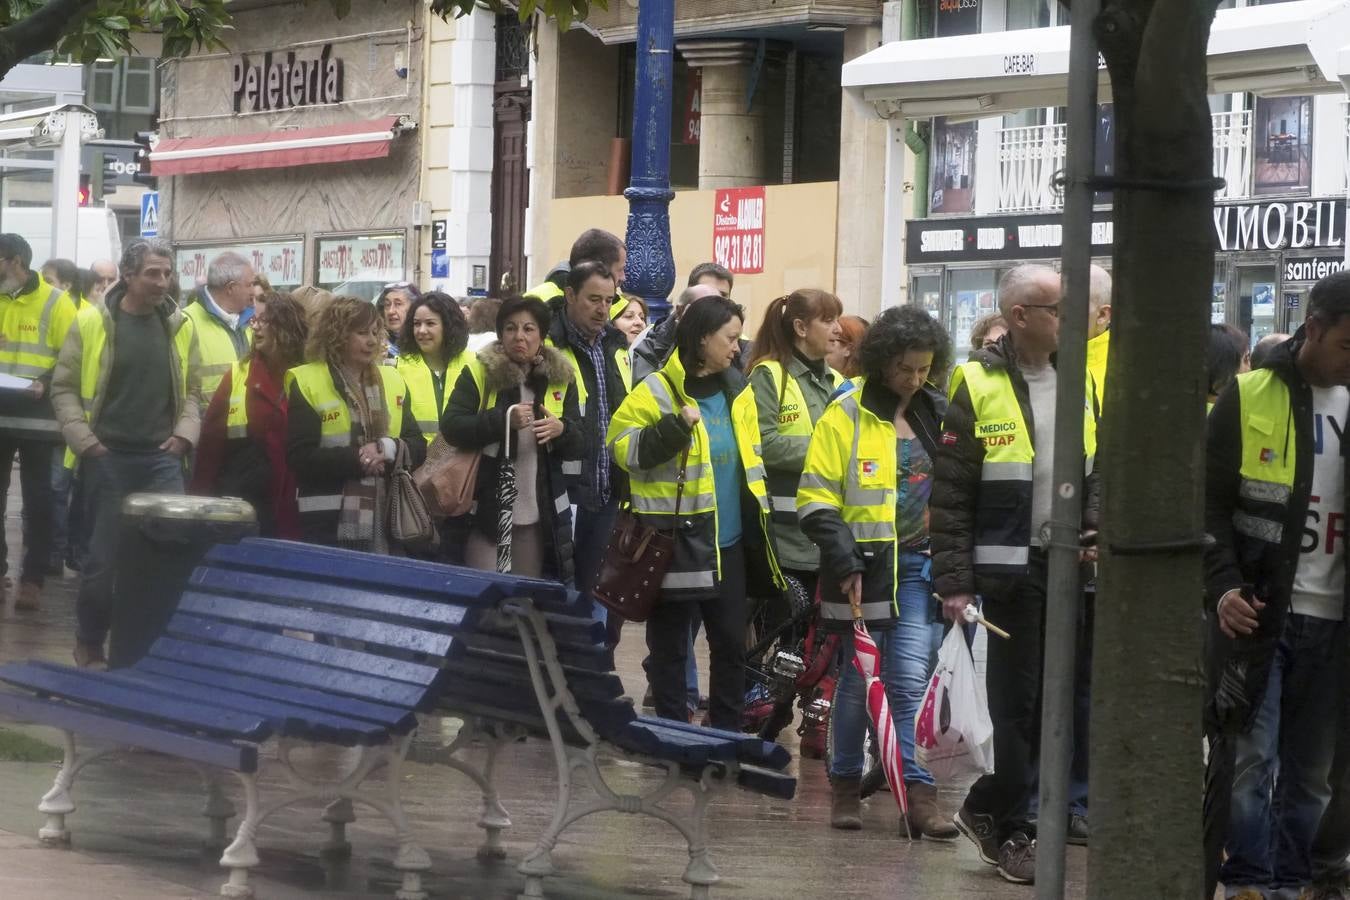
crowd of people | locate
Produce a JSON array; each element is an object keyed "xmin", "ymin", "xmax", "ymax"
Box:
[{"xmin": 1, "ymin": 225, "xmax": 1349, "ymax": 896}]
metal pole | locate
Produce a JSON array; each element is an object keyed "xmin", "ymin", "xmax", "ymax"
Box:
[
  {"xmin": 52, "ymin": 109, "xmax": 82, "ymax": 261},
  {"xmin": 622, "ymin": 0, "xmax": 676, "ymax": 321},
  {"xmin": 1036, "ymin": 0, "xmax": 1100, "ymax": 895}
]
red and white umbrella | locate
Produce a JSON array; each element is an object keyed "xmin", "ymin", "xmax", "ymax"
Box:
[{"xmin": 849, "ymin": 590, "xmax": 913, "ymax": 840}]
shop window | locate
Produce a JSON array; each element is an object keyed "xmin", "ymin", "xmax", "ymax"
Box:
[
  {"xmin": 934, "ymin": 0, "xmax": 982, "ymax": 36},
  {"xmin": 176, "ymin": 241, "xmax": 304, "ymax": 295},
  {"xmin": 1236, "ymin": 265, "xmax": 1279, "ymax": 346},
  {"xmin": 316, "ymin": 234, "xmax": 406, "ymax": 299},
  {"xmin": 947, "ymin": 269, "xmax": 1000, "ymax": 356},
  {"xmin": 1006, "ymin": 0, "xmax": 1067, "ymax": 30},
  {"xmin": 1252, "ymin": 95, "xmax": 1312, "ymax": 195},
  {"xmin": 929, "ymin": 117, "xmax": 978, "ymax": 215}
]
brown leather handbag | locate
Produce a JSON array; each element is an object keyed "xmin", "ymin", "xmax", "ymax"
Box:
[
  {"xmin": 593, "ymin": 446, "xmax": 688, "ymax": 623},
  {"xmin": 413, "ymin": 434, "xmax": 481, "ymax": 518}
]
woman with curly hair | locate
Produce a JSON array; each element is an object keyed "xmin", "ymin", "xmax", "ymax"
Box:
[
  {"xmin": 192, "ymin": 291, "xmax": 310, "ymax": 538},
  {"xmin": 798, "ymin": 304, "xmax": 956, "ymax": 839},
  {"xmin": 285, "ymin": 296, "xmax": 425, "ymax": 550},
  {"xmin": 396, "ymin": 292, "xmax": 474, "ymax": 445}
]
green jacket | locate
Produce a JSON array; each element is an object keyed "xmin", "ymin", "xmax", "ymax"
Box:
[{"xmin": 750, "ymin": 355, "xmax": 839, "ymax": 572}]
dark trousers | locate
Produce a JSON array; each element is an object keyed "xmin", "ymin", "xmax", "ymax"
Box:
[
  {"xmin": 646, "ymin": 542, "xmax": 747, "ymax": 730},
  {"xmin": 964, "ymin": 552, "xmax": 1048, "ymax": 843},
  {"xmin": 75, "ymin": 450, "xmax": 184, "ymax": 646},
  {"xmin": 0, "ymin": 437, "xmax": 54, "ymax": 586},
  {"xmin": 574, "ymin": 497, "xmax": 620, "ymax": 633},
  {"xmin": 1030, "ymin": 590, "xmax": 1093, "ymax": 818},
  {"xmin": 1313, "ymin": 641, "xmax": 1350, "ymax": 883}
]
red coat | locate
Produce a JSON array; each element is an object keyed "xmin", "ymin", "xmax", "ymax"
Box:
[{"xmin": 190, "ymin": 356, "xmax": 300, "ymax": 539}]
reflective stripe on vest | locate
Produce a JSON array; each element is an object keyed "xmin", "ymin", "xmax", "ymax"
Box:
[
  {"xmin": 1234, "ymin": 369, "xmax": 1296, "ymax": 544},
  {"xmin": 397, "ymin": 350, "xmax": 472, "ymax": 445},
  {"xmin": 285, "ymin": 362, "xmax": 406, "ymax": 449},
  {"xmin": 0, "ymin": 281, "xmax": 74, "ymax": 380},
  {"xmin": 224, "ymin": 359, "xmax": 250, "ymax": 439},
  {"xmin": 184, "ymin": 302, "xmax": 248, "ymax": 401},
  {"xmin": 953, "ymin": 359, "xmax": 1097, "ymax": 570},
  {"xmin": 752, "ymin": 359, "xmax": 839, "ymax": 528},
  {"xmin": 797, "ymin": 387, "xmax": 898, "ymax": 544},
  {"xmin": 609, "ymin": 353, "xmax": 781, "ymax": 595}
]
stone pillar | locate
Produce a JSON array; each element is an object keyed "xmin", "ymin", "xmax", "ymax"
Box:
[{"xmin": 678, "ymin": 40, "xmax": 771, "ymax": 190}]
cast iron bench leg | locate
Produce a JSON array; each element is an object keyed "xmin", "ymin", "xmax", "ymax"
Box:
[
  {"xmin": 36, "ymin": 730, "xmax": 114, "ymax": 846},
  {"xmin": 438, "ymin": 716, "xmax": 518, "ymax": 860}
]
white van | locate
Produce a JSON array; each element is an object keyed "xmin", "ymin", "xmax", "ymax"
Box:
[{"xmin": 0, "ymin": 206, "xmax": 122, "ymax": 267}]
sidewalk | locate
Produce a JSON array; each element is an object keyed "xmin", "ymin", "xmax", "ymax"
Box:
[{"xmin": 0, "ymin": 499, "xmax": 1086, "ymax": 898}]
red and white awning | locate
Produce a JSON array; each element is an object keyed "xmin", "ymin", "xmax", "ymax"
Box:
[{"xmin": 148, "ymin": 115, "xmax": 414, "ymax": 177}]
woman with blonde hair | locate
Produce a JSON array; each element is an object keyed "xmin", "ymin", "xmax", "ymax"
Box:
[{"xmin": 285, "ymin": 296, "xmax": 424, "ymax": 550}]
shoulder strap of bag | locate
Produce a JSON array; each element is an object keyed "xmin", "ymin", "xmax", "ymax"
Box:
[{"xmin": 660, "ymin": 373, "xmax": 690, "ymax": 522}]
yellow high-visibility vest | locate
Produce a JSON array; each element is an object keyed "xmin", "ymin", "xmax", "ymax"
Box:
[
  {"xmin": 396, "ymin": 350, "xmax": 473, "ymax": 445},
  {"xmin": 608, "ymin": 351, "xmax": 782, "ymax": 598},
  {"xmin": 184, "ymin": 300, "xmax": 249, "ymax": 402},
  {"xmin": 949, "ymin": 359, "xmax": 1097, "ymax": 573},
  {"xmin": 797, "ymin": 379, "xmax": 902, "ymax": 623},
  {"xmin": 1231, "ymin": 368, "xmax": 1297, "ymax": 546},
  {"xmin": 0, "ymin": 275, "xmax": 77, "ymax": 381},
  {"xmin": 285, "ymin": 362, "xmax": 406, "ymax": 449}
]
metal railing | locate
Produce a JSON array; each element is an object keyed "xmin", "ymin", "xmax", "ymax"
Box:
[
  {"xmin": 993, "ymin": 111, "xmax": 1256, "ymax": 212},
  {"xmin": 996, "ymin": 123, "xmax": 1068, "ymax": 213}
]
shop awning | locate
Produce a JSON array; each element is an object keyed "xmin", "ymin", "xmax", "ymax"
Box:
[
  {"xmin": 148, "ymin": 115, "xmax": 414, "ymax": 177},
  {"xmin": 841, "ymin": 0, "xmax": 1350, "ymax": 119}
]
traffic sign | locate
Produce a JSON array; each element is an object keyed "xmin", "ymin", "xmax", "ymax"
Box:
[{"xmin": 140, "ymin": 191, "xmax": 159, "ymax": 237}]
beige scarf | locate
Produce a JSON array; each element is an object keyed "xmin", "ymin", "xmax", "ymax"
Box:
[{"xmin": 334, "ymin": 363, "xmax": 391, "ymax": 553}]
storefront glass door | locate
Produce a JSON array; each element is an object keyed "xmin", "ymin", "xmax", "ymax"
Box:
[
  {"xmin": 1282, "ymin": 285, "xmax": 1310, "ymax": 335},
  {"xmin": 946, "ymin": 268, "xmax": 1001, "ymax": 360},
  {"xmin": 1236, "ymin": 264, "xmax": 1280, "ymax": 348}
]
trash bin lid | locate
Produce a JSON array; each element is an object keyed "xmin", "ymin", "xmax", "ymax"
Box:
[{"xmin": 121, "ymin": 493, "xmax": 257, "ymax": 523}]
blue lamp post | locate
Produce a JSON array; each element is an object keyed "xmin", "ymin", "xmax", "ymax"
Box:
[{"xmin": 623, "ymin": 0, "xmax": 676, "ymax": 321}]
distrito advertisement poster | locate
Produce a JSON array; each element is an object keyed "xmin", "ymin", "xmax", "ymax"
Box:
[{"xmin": 712, "ymin": 186, "xmax": 765, "ymax": 275}]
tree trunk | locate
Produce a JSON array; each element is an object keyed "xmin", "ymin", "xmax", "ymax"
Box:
[{"xmin": 1090, "ymin": 2, "xmax": 1218, "ymax": 898}]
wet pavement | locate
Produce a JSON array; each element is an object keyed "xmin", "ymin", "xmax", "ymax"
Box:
[{"xmin": 0, "ymin": 491, "xmax": 1087, "ymax": 899}]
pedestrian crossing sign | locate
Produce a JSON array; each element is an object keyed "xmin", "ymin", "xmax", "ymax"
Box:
[{"xmin": 140, "ymin": 191, "xmax": 159, "ymax": 237}]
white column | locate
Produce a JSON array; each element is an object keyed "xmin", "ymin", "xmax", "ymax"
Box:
[
  {"xmin": 1309, "ymin": 94, "xmax": 1344, "ymax": 200},
  {"xmin": 881, "ymin": 119, "xmax": 906, "ymax": 310},
  {"xmin": 973, "ymin": 117, "xmax": 1002, "ymax": 215},
  {"xmin": 445, "ymin": 8, "xmax": 496, "ymax": 297},
  {"xmin": 50, "ymin": 107, "xmax": 98, "ymax": 261}
]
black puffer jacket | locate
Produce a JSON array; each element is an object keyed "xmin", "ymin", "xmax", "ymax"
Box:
[
  {"xmin": 930, "ymin": 333, "xmax": 1101, "ymax": 598},
  {"xmin": 545, "ymin": 295, "xmax": 630, "ymax": 510}
]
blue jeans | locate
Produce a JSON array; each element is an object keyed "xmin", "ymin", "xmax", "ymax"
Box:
[
  {"xmin": 829, "ymin": 550, "xmax": 938, "ymax": 786},
  {"xmin": 50, "ymin": 453, "xmax": 72, "ymax": 563},
  {"xmin": 1220, "ymin": 613, "xmax": 1344, "ymax": 891}
]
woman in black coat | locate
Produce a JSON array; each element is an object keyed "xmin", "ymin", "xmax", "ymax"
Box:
[{"xmin": 442, "ymin": 296, "xmax": 583, "ymax": 581}]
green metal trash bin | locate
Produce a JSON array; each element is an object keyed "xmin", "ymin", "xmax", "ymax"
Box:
[{"xmin": 108, "ymin": 494, "xmax": 258, "ymax": 668}]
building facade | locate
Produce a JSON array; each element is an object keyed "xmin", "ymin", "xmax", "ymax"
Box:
[
  {"xmin": 525, "ymin": 0, "xmax": 891, "ymax": 327},
  {"xmin": 845, "ymin": 0, "xmax": 1350, "ymax": 356}
]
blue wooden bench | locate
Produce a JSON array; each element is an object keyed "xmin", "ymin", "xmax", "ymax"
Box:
[
  {"xmin": 230, "ymin": 542, "xmax": 798, "ymax": 898},
  {"xmin": 428, "ymin": 566, "xmax": 798, "ymax": 899},
  {"xmin": 0, "ymin": 539, "xmax": 516, "ymax": 900}
]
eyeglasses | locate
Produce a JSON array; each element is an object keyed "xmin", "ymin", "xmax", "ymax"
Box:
[{"xmin": 1018, "ymin": 303, "xmax": 1061, "ymax": 318}]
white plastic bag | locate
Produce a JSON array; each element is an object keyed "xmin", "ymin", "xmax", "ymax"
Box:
[{"xmin": 914, "ymin": 626, "xmax": 995, "ymax": 781}]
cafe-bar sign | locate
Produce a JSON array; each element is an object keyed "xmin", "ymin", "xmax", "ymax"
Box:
[{"xmin": 233, "ymin": 43, "xmax": 343, "ymax": 113}]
